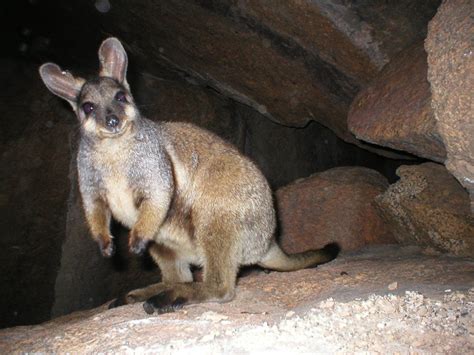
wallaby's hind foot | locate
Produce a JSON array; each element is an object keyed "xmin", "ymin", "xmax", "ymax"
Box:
[{"xmin": 143, "ymin": 291, "xmax": 188, "ymax": 315}]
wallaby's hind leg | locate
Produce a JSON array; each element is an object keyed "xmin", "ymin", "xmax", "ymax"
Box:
[
  {"xmin": 148, "ymin": 243, "xmax": 193, "ymax": 284},
  {"xmin": 109, "ymin": 243, "xmax": 192, "ymax": 308},
  {"xmin": 143, "ymin": 222, "xmax": 239, "ymax": 314}
]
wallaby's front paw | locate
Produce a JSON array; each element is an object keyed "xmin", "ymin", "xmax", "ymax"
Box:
[
  {"xmin": 99, "ymin": 236, "xmax": 115, "ymax": 258},
  {"xmin": 143, "ymin": 290, "xmax": 187, "ymax": 315},
  {"xmin": 128, "ymin": 231, "xmax": 149, "ymax": 255}
]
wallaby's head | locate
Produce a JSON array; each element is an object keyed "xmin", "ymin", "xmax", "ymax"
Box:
[{"xmin": 39, "ymin": 37, "xmax": 139, "ymax": 139}]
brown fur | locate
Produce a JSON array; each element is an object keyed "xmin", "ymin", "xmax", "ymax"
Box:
[{"xmin": 39, "ymin": 38, "xmax": 339, "ymax": 314}]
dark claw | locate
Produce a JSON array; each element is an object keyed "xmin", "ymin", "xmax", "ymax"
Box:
[
  {"xmin": 143, "ymin": 290, "xmax": 187, "ymax": 315},
  {"xmin": 100, "ymin": 240, "xmax": 115, "ymax": 258},
  {"xmin": 129, "ymin": 238, "xmax": 148, "ymax": 255}
]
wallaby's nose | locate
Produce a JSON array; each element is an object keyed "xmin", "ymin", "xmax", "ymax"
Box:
[{"xmin": 106, "ymin": 115, "xmax": 120, "ymax": 128}]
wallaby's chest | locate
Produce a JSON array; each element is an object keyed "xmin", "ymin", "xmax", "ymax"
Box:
[
  {"xmin": 92, "ymin": 144, "xmax": 139, "ymax": 228},
  {"xmin": 103, "ymin": 171, "xmax": 138, "ymax": 228}
]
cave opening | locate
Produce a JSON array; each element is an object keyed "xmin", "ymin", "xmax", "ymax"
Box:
[{"xmin": 1, "ymin": 1, "xmax": 472, "ymax": 352}]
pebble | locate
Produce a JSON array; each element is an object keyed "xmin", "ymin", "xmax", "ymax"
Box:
[
  {"xmin": 319, "ymin": 298, "xmax": 335, "ymax": 309},
  {"xmin": 388, "ymin": 282, "xmax": 398, "ymax": 291},
  {"xmin": 199, "ymin": 311, "xmax": 228, "ymax": 322}
]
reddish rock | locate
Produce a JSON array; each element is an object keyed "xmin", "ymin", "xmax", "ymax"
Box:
[
  {"xmin": 375, "ymin": 163, "xmax": 474, "ymax": 256},
  {"xmin": 58, "ymin": 0, "xmax": 439, "ymax": 157},
  {"xmin": 276, "ymin": 167, "xmax": 395, "ymax": 254},
  {"xmin": 425, "ymin": 0, "xmax": 474, "ymax": 212},
  {"xmin": 348, "ymin": 42, "xmax": 446, "ymax": 162}
]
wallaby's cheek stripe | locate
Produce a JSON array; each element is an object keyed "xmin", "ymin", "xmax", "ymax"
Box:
[{"xmin": 82, "ymin": 118, "xmax": 97, "ymax": 133}]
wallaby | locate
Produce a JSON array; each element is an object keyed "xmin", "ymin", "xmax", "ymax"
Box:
[{"xmin": 39, "ymin": 37, "xmax": 338, "ymax": 314}]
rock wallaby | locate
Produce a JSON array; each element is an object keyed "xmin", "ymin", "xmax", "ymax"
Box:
[{"xmin": 39, "ymin": 37, "xmax": 338, "ymax": 314}]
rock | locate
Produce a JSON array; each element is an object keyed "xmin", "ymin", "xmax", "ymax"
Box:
[
  {"xmin": 276, "ymin": 167, "xmax": 395, "ymax": 253},
  {"xmin": 58, "ymin": 0, "xmax": 439, "ymax": 157},
  {"xmin": 348, "ymin": 42, "xmax": 446, "ymax": 162},
  {"xmin": 0, "ymin": 63, "xmax": 73, "ymax": 328},
  {"xmin": 375, "ymin": 163, "xmax": 474, "ymax": 256},
  {"xmin": 425, "ymin": 0, "xmax": 474, "ymax": 212},
  {"xmin": 388, "ymin": 282, "xmax": 398, "ymax": 291},
  {"xmin": 0, "ymin": 245, "xmax": 473, "ymax": 353}
]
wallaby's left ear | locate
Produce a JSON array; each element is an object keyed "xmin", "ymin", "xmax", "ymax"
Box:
[
  {"xmin": 39, "ymin": 63, "xmax": 85, "ymax": 111},
  {"xmin": 98, "ymin": 37, "xmax": 129, "ymax": 88}
]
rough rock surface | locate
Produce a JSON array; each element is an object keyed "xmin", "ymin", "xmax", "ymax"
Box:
[
  {"xmin": 57, "ymin": 0, "xmax": 439, "ymax": 155},
  {"xmin": 1, "ymin": 245, "xmax": 472, "ymax": 353},
  {"xmin": 0, "ymin": 62, "xmax": 73, "ymax": 328},
  {"xmin": 376, "ymin": 163, "xmax": 474, "ymax": 256},
  {"xmin": 348, "ymin": 42, "xmax": 446, "ymax": 162},
  {"xmin": 425, "ymin": 0, "xmax": 474, "ymax": 212},
  {"xmin": 276, "ymin": 167, "xmax": 395, "ymax": 253}
]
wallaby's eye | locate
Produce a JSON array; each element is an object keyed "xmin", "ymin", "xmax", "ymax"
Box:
[
  {"xmin": 115, "ymin": 91, "xmax": 127, "ymax": 103},
  {"xmin": 82, "ymin": 102, "xmax": 95, "ymax": 115}
]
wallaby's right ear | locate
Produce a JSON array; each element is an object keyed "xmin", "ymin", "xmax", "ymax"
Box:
[
  {"xmin": 39, "ymin": 63, "xmax": 85, "ymax": 110},
  {"xmin": 98, "ymin": 37, "xmax": 129, "ymax": 89}
]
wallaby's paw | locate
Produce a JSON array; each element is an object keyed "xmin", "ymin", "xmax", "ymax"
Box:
[
  {"xmin": 99, "ymin": 238, "xmax": 115, "ymax": 258},
  {"xmin": 128, "ymin": 232, "xmax": 148, "ymax": 255},
  {"xmin": 108, "ymin": 291, "xmax": 144, "ymax": 309},
  {"xmin": 124, "ymin": 289, "xmax": 148, "ymax": 303},
  {"xmin": 143, "ymin": 290, "xmax": 187, "ymax": 315}
]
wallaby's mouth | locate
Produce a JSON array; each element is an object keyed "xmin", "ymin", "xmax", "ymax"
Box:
[{"xmin": 99, "ymin": 117, "xmax": 133, "ymax": 138}]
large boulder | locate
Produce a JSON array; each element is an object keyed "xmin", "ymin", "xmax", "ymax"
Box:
[
  {"xmin": 56, "ymin": 0, "xmax": 439, "ymax": 156},
  {"xmin": 348, "ymin": 42, "xmax": 446, "ymax": 162},
  {"xmin": 425, "ymin": 0, "xmax": 474, "ymax": 212},
  {"xmin": 375, "ymin": 163, "xmax": 474, "ymax": 256},
  {"xmin": 276, "ymin": 167, "xmax": 395, "ymax": 254}
]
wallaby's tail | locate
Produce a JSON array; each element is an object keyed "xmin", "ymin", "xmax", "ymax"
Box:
[{"xmin": 258, "ymin": 242, "xmax": 340, "ymax": 271}]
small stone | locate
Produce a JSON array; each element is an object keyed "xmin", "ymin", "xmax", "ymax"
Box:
[
  {"xmin": 200, "ymin": 332, "xmax": 217, "ymax": 342},
  {"xmin": 199, "ymin": 311, "xmax": 228, "ymax": 322},
  {"xmin": 388, "ymin": 282, "xmax": 398, "ymax": 291},
  {"xmin": 412, "ymin": 339, "xmax": 425, "ymax": 347},
  {"xmin": 320, "ymin": 299, "xmax": 335, "ymax": 309},
  {"xmin": 418, "ymin": 306, "xmax": 428, "ymax": 316}
]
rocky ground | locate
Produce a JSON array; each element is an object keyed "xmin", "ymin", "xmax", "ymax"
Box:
[{"xmin": 1, "ymin": 244, "xmax": 473, "ymax": 353}]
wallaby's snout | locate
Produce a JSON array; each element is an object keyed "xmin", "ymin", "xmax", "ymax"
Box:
[
  {"xmin": 106, "ymin": 114, "xmax": 120, "ymax": 129},
  {"xmin": 78, "ymin": 78, "xmax": 137, "ymax": 138}
]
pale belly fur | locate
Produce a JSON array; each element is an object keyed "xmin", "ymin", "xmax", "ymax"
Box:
[{"xmin": 105, "ymin": 175, "xmax": 138, "ymax": 229}]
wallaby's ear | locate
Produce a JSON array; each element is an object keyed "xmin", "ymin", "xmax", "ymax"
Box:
[
  {"xmin": 39, "ymin": 63, "xmax": 85, "ymax": 110},
  {"xmin": 98, "ymin": 37, "xmax": 129, "ymax": 88}
]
